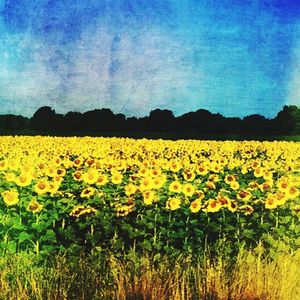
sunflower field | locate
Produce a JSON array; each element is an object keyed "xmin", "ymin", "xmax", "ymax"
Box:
[{"xmin": 0, "ymin": 136, "xmax": 299, "ymax": 261}]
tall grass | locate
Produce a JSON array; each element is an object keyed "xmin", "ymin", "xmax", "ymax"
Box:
[{"xmin": 0, "ymin": 246, "xmax": 300, "ymax": 300}]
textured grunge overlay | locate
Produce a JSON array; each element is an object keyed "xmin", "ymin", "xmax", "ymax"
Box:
[{"xmin": 0, "ymin": 0, "xmax": 299, "ymax": 118}]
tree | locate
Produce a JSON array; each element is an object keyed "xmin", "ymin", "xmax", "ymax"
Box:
[
  {"xmin": 82, "ymin": 109, "xmax": 115, "ymax": 131},
  {"xmin": 30, "ymin": 106, "xmax": 57, "ymax": 130},
  {"xmin": 63, "ymin": 112, "xmax": 82, "ymax": 130},
  {"xmin": 242, "ymin": 114, "xmax": 270, "ymax": 134},
  {"xmin": 274, "ymin": 105, "xmax": 300, "ymax": 134},
  {"xmin": 148, "ymin": 109, "xmax": 175, "ymax": 132}
]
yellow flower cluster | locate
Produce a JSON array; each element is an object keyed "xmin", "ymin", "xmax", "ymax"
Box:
[
  {"xmin": 70, "ymin": 205, "xmax": 98, "ymax": 217},
  {"xmin": 0, "ymin": 136, "xmax": 299, "ymax": 217}
]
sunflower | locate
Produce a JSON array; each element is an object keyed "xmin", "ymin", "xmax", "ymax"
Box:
[
  {"xmin": 182, "ymin": 183, "xmax": 195, "ymax": 197},
  {"xmin": 241, "ymin": 165, "xmax": 249, "ymax": 175},
  {"xmin": 237, "ymin": 189, "xmax": 252, "ymax": 202},
  {"xmin": 152, "ymin": 175, "xmax": 167, "ymax": 189},
  {"xmin": 275, "ymin": 191, "xmax": 287, "ymax": 206},
  {"xmin": 169, "ymin": 160, "xmax": 182, "ymax": 172},
  {"xmin": 143, "ymin": 191, "xmax": 156, "ymax": 205},
  {"xmin": 225, "ymin": 174, "xmax": 236, "ymax": 185},
  {"xmin": 45, "ymin": 166, "xmax": 57, "ymax": 177},
  {"xmin": 292, "ymin": 205, "xmax": 300, "ymax": 216},
  {"xmin": 47, "ymin": 182, "xmax": 60, "ymax": 195},
  {"xmin": 111, "ymin": 172, "xmax": 123, "ymax": 185},
  {"xmin": 150, "ymin": 168, "xmax": 162, "ymax": 178},
  {"xmin": 217, "ymin": 195, "xmax": 230, "ymax": 207},
  {"xmin": 205, "ymin": 181, "xmax": 216, "ymax": 190},
  {"xmin": 208, "ymin": 174, "xmax": 219, "ymax": 182},
  {"xmin": 277, "ymin": 179, "xmax": 290, "ymax": 193},
  {"xmin": 265, "ymin": 195, "xmax": 278, "ymax": 209},
  {"xmin": 80, "ymin": 187, "xmax": 96, "ymax": 198},
  {"xmin": 15, "ymin": 172, "xmax": 33, "ymax": 187},
  {"xmin": 239, "ymin": 204, "xmax": 254, "ymax": 215},
  {"xmin": 169, "ymin": 181, "xmax": 182, "ymax": 193},
  {"xmin": 190, "ymin": 199, "xmax": 201, "ymax": 213},
  {"xmin": 204, "ymin": 199, "xmax": 221, "ymax": 213},
  {"xmin": 259, "ymin": 181, "xmax": 273, "ymax": 193},
  {"xmin": 211, "ymin": 163, "xmax": 222, "ymax": 173},
  {"xmin": 248, "ymin": 181, "xmax": 259, "ymax": 190},
  {"xmin": 56, "ymin": 168, "xmax": 66, "ymax": 177},
  {"xmin": 195, "ymin": 190, "xmax": 205, "ymax": 200},
  {"xmin": 139, "ymin": 177, "xmax": 154, "ymax": 191},
  {"xmin": 82, "ymin": 169, "xmax": 99, "ymax": 185},
  {"xmin": 125, "ymin": 183, "xmax": 137, "ymax": 196},
  {"xmin": 70, "ymin": 205, "xmax": 85, "ymax": 217},
  {"xmin": 5, "ymin": 172, "xmax": 16, "ymax": 182},
  {"xmin": 34, "ymin": 181, "xmax": 48, "ymax": 195},
  {"xmin": 195, "ymin": 164, "xmax": 208, "ymax": 176},
  {"xmin": 263, "ymin": 170, "xmax": 273, "ymax": 181},
  {"xmin": 77, "ymin": 207, "xmax": 98, "ymax": 217},
  {"xmin": 138, "ymin": 167, "xmax": 150, "ymax": 177},
  {"xmin": 166, "ymin": 197, "xmax": 181, "ymax": 210},
  {"xmin": 1, "ymin": 190, "xmax": 19, "ymax": 206},
  {"xmin": 230, "ymin": 181, "xmax": 240, "ymax": 190},
  {"xmin": 73, "ymin": 171, "xmax": 83, "ymax": 181},
  {"xmin": 254, "ymin": 168, "xmax": 263, "ymax": 178},
  {"xmin": 183, "ymin": 169, "xmax": 196, "ymax": 181},
  {"xmin": 27, "ymin": 199, "xmax": 43, "ymax": 213},
  {"xmin": 73, "ymin": 158, "xmax": 83, "ymax": 168},
  {"xmin": 0, "ymin": 160, "xmax": 7, "ymax": 171},
  {"xmin": 96, "ymin": 174, "xmax": 108, "ymax": 186},
  {"xmin": 286, "ymin": 186, "xmax": 299, "ymax": 200},
  {"xmin": 227, "ymin": 201, "xmax": 238, "ymax": 212},
  {"xmin": 116, "ymin": 204, "xmax": 134, "ymax": 217}
]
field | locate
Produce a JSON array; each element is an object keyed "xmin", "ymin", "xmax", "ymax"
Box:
[{"xmin": 0, "ymin": 136, "xmax": 300, "ymax": 299}]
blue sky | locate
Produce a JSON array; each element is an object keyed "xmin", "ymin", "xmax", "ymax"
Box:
[{"xmin": 0, "ymin": 0, "xmax": 299, "ymax": 118}]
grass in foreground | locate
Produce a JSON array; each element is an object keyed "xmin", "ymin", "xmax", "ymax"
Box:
[{"xmin": 1, "ymin": 245, "xmax": 300, "ymax": 300}]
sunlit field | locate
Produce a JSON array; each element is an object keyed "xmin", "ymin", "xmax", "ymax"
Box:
[{"xmin": 0, "ymin": 136, "xmax": 300, "ymax": 299}]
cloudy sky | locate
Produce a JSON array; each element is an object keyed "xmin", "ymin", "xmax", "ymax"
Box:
[{"xmin": 0, "ymin": 0, "xmax": 299, "ymax": 118}]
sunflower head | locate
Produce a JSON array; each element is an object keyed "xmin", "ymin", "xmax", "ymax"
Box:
[
  {"xmin": 190, "ymin": 199, "xmax": 201, "ymax": 213},
  {"xmin": 27, "ymin": 199, "xmax": 43, "ymax": 213},
  {"xmin": 166, "ymin": 197, "xmax": 181, "ymax": 211},
  {"xmin": 1, "ymin": 190, "xmax": 19, "ymax": 206}
]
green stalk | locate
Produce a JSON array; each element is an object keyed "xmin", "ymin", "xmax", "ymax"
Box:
[
  {"xmin": 166, "ymin": 211, "xmax": 172, "ymax": 249},
  {"xmin": 153, "ymin": 209, "xmax": 158, "ymax": 246},
  {"xmin": 236, "ymin": 213, "xmax": 240, "ymax": 245},
  {"xmin": 184, "ymin": 216, "xmax": 190, "ymax": 249}
]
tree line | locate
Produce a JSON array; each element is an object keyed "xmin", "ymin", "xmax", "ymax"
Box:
[{"xmin": 0, "ymin": 105, "xmax": 300, "ymax": 136}]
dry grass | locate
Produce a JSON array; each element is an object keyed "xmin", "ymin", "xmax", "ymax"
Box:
[{"xmin": 0, "ymin": 247, "xmax": 300, "ymax": 300}]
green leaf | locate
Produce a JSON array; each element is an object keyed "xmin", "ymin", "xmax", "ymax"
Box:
[
  {"xmin": 18, "ymin": 232, "xmax": 32, "ymax": 243},
  {"xmin": 6, "ymin": 241, "xmax": 17, "ymax": 253},
  {"xmin": 12, "ymin": 222, "xmax": 25, "ymax": 231},
  {"xmin": 292, "ymin": 225, "xmax": 300, "ymax": 234},
  {"xmin": 293, "ymin": 237, "xmax": 300, "ymax": 247},
  {"xmin": 261, "ymin": 223, "xmax": 271, "ymax": 231},
  {"xmin": 141, "ymin": 240, "xmax": 152, "ymax": 252},
  {"xmin": 153, "ymin": 242, "xmax": 162, "ymax": 251},
  {"xmin": 243, "ymin": 229, "xmax": 254, "ymax": 239},
  {"xmin": 146, "ymin": 222, "xmax": 155, "ymax": 229},
  {"xmin": 40, "ymin": 229, "xmax": 57, "ymax": 243},
  {"xmin": 189, "ymin": 219, "xmax": 199, "ymax": 226},
  {"xmin": 153, "ymin": 253, "xmax": 161, "ymax": 263},
  {"xmin": 263, "ymin": 234, "xmax": 278, "ymax": 248},
  {"xmin": 280, "ymin": 216, "xmax": 291, "ymax": 224}
]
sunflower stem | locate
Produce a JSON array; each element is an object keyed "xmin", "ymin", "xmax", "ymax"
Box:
[
  {"xmin": 236, "ymin": 213, "xmax": 240, "ymax": 245},
  {"xmin": 153, "ymin": 205, "xmax": 158, "ymax": 246}
]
